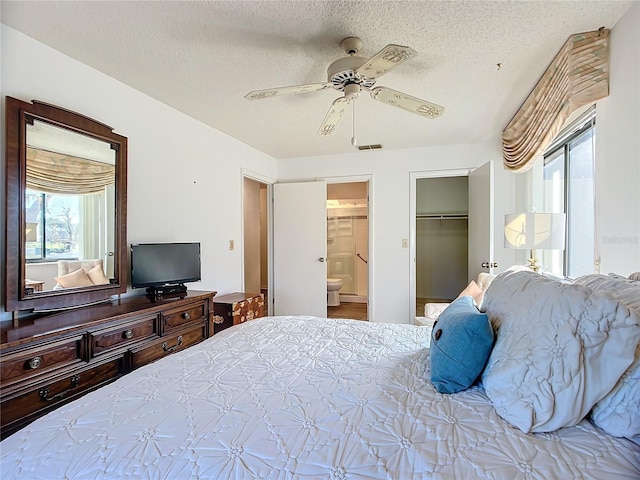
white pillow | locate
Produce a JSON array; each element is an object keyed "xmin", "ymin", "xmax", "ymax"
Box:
[
  {"xmin": 572, "ymin": 274, "xmax": 640, "ymax": 440},
  {"xmin": 590, "ymin": 345, "xmax": 640, "ymax": 441},
  {"xmin": 424, "ymin": 303, "xmax": 450, "ymax": 320},
  {"xmin": 481, "ymin": 270, "xmax": 640, "ymax": 433}
]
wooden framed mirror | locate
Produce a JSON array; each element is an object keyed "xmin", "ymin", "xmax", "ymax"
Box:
[{"xmin": 4, "ymin": 96, "xmax": 127, "ymax": 312}]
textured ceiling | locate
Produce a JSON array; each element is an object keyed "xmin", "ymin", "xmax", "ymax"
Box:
[{"xmin": 1, "ymin": 1, "xmax": 633, "ymax": 160}]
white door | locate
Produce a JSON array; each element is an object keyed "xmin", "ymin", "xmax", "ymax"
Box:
[
  {"xmin": 468, "ymin": 161, "xmax": 495, "ymax": 281},
  {"xmin": 273, "ymin": 181, "xmax": 327, "ymax": 316}
]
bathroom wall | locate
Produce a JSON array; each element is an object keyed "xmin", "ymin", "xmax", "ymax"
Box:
[
  {"xmin": 243, "ymin": 177, "xmax": 261, "ymax": 294},
  {"xmin": 327, "ymin": 182, "xmax": 368, "ymax": 300}
]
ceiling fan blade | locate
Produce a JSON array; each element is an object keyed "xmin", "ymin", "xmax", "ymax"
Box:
[
  {"xmin": 245, "ymin": 83, "xmax": 332, "ymax": 100},
  {"xmin": 370, "ymin": 86, "xmax": 444, "ymax": 119},
  {"xmin": 317, "ymin": 97, "xmax": 350, "ymax": 136},
  {"xmin": 356, "ymin": 44, "xmax": 417, "ymax": 79}
]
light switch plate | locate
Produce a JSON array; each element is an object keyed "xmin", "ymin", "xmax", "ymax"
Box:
[
  {"xmin": 229, "ymin": 240, "xmax": 235, "ymax": 250},
  {"xmin": 402, "ymin": 238, "xmax": 408, "ymax": 248}
]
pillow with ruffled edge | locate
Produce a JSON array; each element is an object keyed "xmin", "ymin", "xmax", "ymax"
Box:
[
  {"xmin": 55, "ymin": 268, "xmax": 94, "ymax": 288},
  {"xmin": 430, "ymin": 296, "xmax": 494, "ymax": 394},
  {"xmin": 573, "ymin": 274, "xmax": 640, "ymax": 441},
  {"xmin": 481, "ymin": 270, "xmax": 640, "ymax": 433}
]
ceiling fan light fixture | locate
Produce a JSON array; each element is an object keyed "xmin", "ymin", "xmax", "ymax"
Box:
[{"xmin": 344, "ymin": 83, "xmax": 361, "ymax": 101}]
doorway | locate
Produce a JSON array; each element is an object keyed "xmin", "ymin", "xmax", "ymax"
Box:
[
  {"xmin": 415, "ymin": 176, "xmax": 469, "ymax": 317},
  {"xmin": 326, "ymin": 181, "xmax": 369, "ymax": 321},
  {"xmin": 243, "ymin": 176, "xmax": 270, "ymax": 312},
  {"xmin": 410, "ymin": 170, "xmax": 473, "ymax": 321}
]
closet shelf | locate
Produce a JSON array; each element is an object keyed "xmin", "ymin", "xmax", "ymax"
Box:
[{"xmin": 416, "ymin": 214, "xmax": 468, "ymax": 220}]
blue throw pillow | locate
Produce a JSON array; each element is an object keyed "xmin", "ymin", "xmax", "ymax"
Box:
[{"xmin": 430, "ymin": 296, "xmax": 494, "ymax": 394}]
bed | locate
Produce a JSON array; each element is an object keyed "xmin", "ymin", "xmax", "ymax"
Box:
[{"xmin": 1, "ymin": 272, "xmax": 640, "ymax": 479}]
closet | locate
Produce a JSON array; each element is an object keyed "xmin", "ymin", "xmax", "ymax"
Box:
[{"xmin": 416, "ymin": 177, "xmax": 468, "ymax": 302}]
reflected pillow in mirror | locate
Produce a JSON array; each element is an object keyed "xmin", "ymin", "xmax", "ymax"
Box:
[
  {"xmin": 87, "ymin": 264, "xmax": 110, "ymax": 285},
  {"xmin": 55, "ymin": 268, "xmax": 94, "ymax": 288}
]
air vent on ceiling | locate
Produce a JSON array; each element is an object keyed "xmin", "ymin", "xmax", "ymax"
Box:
[{"xmin": 357, "ymin": 144, "xmax": 383, "ymax": 151}]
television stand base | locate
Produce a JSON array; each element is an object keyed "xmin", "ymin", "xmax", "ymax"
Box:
[{"xmin": 146, "ymin": 284, "xmax": 188, "ymax": 298}]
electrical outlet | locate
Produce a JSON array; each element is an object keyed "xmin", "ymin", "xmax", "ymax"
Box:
[
  {"xmin": 402, "ymin": 238, "xmax": 408, "ymax": 248},
  {"xmin": 229, "ymin": 240, "xmax": 235, "ymax": 251}
]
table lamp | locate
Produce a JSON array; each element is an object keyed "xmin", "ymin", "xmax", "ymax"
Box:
[{"xmin": 504, "ymin": 213, "xmax": 566, "ymax": 272}]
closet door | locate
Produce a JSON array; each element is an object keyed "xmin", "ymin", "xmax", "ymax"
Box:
[
  {"xmin": 468, "ymin": 161, "xmax": 495, "ymax": 280},
  {"xmin": 273, "ymin": 181, "xmax": 327, "ymax": 317}
]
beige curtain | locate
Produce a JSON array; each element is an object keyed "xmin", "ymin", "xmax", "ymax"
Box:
[
  {"xmin": 502, "ymin": 29, "xmax": 609, "ymax": 172},
  {"xmin": 26, "ymin": 147, "xmax": 115, "ymax": 194}
]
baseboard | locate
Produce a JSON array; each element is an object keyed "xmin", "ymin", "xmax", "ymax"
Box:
[{"xmin": 339, "ymin": 294, "xmax": 367, "ymax": 304}]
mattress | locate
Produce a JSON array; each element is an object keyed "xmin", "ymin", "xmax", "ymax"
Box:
[{"xmin": 2, "ymin": 316, "xmax": 639, "ymax": 479}]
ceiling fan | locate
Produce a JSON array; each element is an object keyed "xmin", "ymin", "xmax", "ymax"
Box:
[{"xmin": 244, "ymin": 37, "xmax": 444, "ymax": 138}]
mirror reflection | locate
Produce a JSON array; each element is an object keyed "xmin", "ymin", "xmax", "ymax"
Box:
[{"xmin": 23, "ymin": 119, "xmax": 116, "ymax": 295}]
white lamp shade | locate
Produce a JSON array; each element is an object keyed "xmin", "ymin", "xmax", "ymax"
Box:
[{"xmin": 504, "ymin": 213, "xmax": 566, "ymax": 250}]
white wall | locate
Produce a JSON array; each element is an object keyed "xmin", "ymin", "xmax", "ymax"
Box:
[
  {"xmin": 1, "ymin": 25, "xmax": 278, "ymax": 321},
  {"xmin": 2, "ymin": 2, "xmax": 636, "ymax": 324},
  {"xmin": 594, "ymin": 2, "xmax": 640, "ymax": 275},
  {"xmin": 278, "ymin": 142, "xmax": 513, "ymax": 323}
]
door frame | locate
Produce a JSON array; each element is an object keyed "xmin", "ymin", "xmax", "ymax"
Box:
[
  {"xmin": 318, "ymin": 174, "xmax": 374, "ymax": 322},
  {"xmin": 241, "ymin": 169, "xmax": 275, "ymax": 316},
  {"xmin": 409, "ymin": 169, "xmax": 470, "ymax": 321}
]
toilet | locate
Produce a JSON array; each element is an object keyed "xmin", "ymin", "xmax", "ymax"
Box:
[{"xmin": 327, "ymin": 278, "xmax": 343, "ymax": 306}]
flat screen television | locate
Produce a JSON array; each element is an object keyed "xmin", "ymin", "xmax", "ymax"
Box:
[{"xmin": 130, "ymin": 242, "xmax": 201, "ymax": 290}]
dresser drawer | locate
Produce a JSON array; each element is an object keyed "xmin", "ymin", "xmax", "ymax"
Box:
[
  {"xmin": 0, "ymin": 335, "xmax": 84, "ymax": 387},
  {"xmin": 160, "ymin": 301, "xmax": 207, "ymax": 334},
  {"xmin": 129, "ymin": 324, "xmax": 206, "ymax": 370},
  {"xmin": 0, "ymin": 356, "xmax": 123, "ymax": 435},
  {"xmin": 89, "ymin": 315, "xmax": 158, "ymax": 358}
]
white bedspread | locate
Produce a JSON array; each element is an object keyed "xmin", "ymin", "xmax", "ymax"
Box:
[{"xmin": 2, "ymin": 316, "xmax": 639, "ymax": 479}]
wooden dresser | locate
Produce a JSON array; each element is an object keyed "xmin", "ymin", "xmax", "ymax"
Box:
[{"xmin": 0, "ymin": 290, "xmax": 216, "ymax": 439}]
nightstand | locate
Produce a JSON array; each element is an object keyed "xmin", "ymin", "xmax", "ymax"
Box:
[{"xmin": 211, "ymin": 292, "xmax": 265, "ymax": 334}]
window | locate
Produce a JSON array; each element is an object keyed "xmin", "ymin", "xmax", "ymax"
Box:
[
  {"xmin": 541, "ymin": 108, "xmax": 596, "ymax": 277},
  {"xmin": 25, "ymin": 189, "xmax": 107, "ymax": 263}
]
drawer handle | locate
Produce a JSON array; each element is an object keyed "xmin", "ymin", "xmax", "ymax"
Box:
[
  {"xmin": 123, "ymin": 329, "xmax": 134, "ymax": 339},
  {"xmin": 212, "ymin": 315, "xmax": 224, "ymax": 325},
  {"xmin": 182, "ymin": 312, "xmax": 191, "ymax": 320},
  {"xmin": 39, "ymin": 374, "xmax": 81, "ymax": 402},
  {"xmin": 27, "ymin": 356, "xmax": 43, "ymax": 369},
  {"xmin": 162, "ymin": 335, "xmax": 183, "ymax": 353}
]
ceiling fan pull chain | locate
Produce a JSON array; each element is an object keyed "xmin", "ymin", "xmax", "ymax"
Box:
[{"xmin": 351, "ymin": 100, "xmax": 357, "ymax": 146}]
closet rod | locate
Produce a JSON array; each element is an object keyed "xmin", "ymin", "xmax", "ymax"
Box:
[{"xmin": 416, "ymin": 214, "xmax": 468, "ymax": 219}]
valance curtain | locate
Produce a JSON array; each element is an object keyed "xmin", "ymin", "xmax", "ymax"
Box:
[
  {"xmin": 26, "ymin": 147, "xmax": 115, "ymax": 194},
  {"xmin": 502, "ymin": 29, "xmax": 609, "ymax": 172}
]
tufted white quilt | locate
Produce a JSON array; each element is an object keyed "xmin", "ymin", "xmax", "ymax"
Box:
[{"xmin": 1, "ymin": 316, "xmax": 639, "ymax": 479}]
